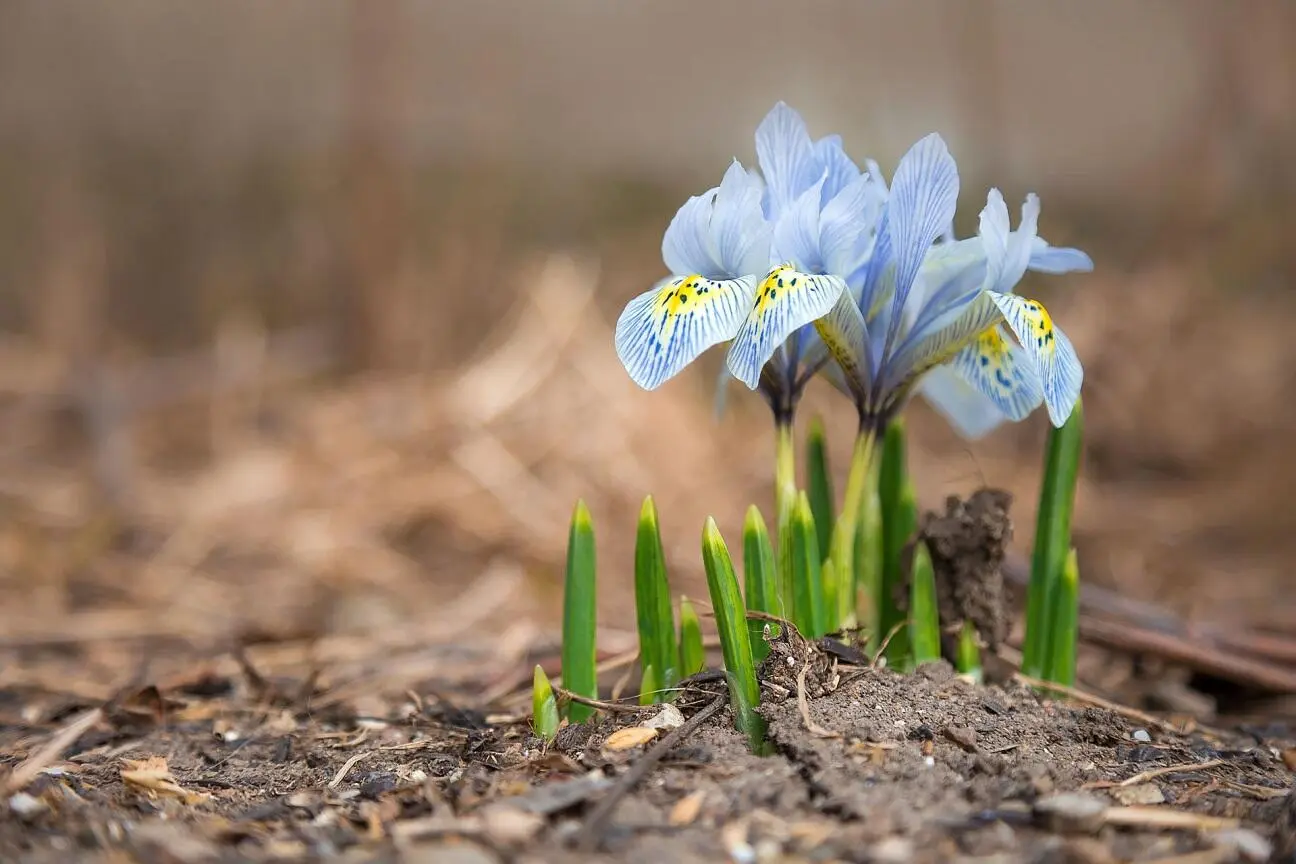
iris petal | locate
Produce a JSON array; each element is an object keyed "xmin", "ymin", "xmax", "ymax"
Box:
[
  {"xmin": 918, "ymin": 366, "xmax": 1008, "ymax": 440},
  {"xmin": 881, "ymin": 133, "xmax": 960, "ymax": 348},
  {"xmin": 986, "ymin": 292, "xmax": 1083, "ymax": 426},
  {"xmin": 811, "ymin": 291, "xmax": 872, "ymax": 402},
  {"xmin": 754, "ymin": 102, "xmax": 819, "ymax": 222},
  {"xmin": 726, "ymin": 267, "xmax": 846, "ymax": 389},
  {"xmin": 616, "ymin": 274, "xmax": 758, "ymax": 390},
  {"xmin": 713, "ymin": 159, "xmax": 774, "ymax": 278}
]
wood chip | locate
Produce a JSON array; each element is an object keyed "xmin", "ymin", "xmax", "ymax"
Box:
[
  {"xmin": 603, "ymin": 726, "xmax": 658, "ymax": 752},
  {"xmin": 669, "ymin": 790, "xmax": 705, "ymax": 827}
]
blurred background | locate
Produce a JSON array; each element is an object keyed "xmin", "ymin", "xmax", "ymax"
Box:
[{"xmin": 1, "ymin": 1, "xmax": 1294, "ymax": 697}]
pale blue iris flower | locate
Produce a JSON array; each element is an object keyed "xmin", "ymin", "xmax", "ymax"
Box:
[
  {"xmin": 614, "ymin": 102, "xmax": 1092, "ymax": 437},
  {"xmin": 615, "ymin": 102, "xmax": 883, "ymax": 421},
  {"xmin": 812, "ymin": 133, "xmax": 1092, "ymax": 433}
]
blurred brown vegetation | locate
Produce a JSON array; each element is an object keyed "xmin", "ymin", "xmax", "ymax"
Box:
[{"xmin": 0, "ymin": 1, "xmax": 1294, "ymax": 668}]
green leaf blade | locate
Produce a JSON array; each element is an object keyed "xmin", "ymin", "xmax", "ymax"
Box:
[
  {"xmin": 909, "ymin": 540, "xmax": 941, "ymax": 666},
  {"xmin": 702, "ymin": 518, "xmax": 766, "ymax": 749},
  {"xmin": 1044, "ymin": 548, "xmax": 1080, "ymax": 688},
  {"xmin": 878, "ymin": 419, "xmax": 911, "ymax": 663},
  {"xmin": 634, "ymin": 496, "xmax": 679, "ymax": 701},
  {"xmin": 532, "ymin": 665, "xmax": 560, "ymax": 743},
  {"xmin": 956, "ymin": 620, "xmax": 983, "ymax": 683},
  {"xmin": 856, "ymin": 457, "xmax": 883, "ymax": 653},
  {"xmin": 742, "ymin": 505, "xmax": 779, "ymax": 663},
  {"xmin": 679, "ymin": 597, "xmax": 705, "ymax": 677},
  {"xmin": 806, "ymin": 417, "xmax": 835, "ymax": 564},
  {"xmin": 1024, "ymin": 398, "xmax": 1084, "ymax": 678},
  {"xmin": 562, "ymin": 499, "xmax": 598, "ymax": 723},
  {"xmin": 790, "ymin": 492, "xmax": 826, "ymax": 638}
]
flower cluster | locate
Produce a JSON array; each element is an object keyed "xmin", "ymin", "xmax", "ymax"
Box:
[{"xmin": 614, "ymin": 102, "xmax": 1092, "ymax": 437}]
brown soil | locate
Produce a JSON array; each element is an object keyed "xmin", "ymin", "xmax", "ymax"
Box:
[{"xmin": 3, "ymin": 645, "xmax": 1293, "ymax": 864}]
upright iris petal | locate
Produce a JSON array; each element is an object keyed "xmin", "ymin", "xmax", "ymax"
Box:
[{"xmin": 725, "ymin": 105, "xmax": 884, "ymax": 395}]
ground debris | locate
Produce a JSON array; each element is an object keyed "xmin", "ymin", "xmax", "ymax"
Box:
[
  {"xmin": 0, "ymin": 640, "xmax": 1292, "ymax": 864},
  {"xmin": 120, "ymin": 756, "xmax": 211, "ymax": 806},
  {"xmin": 758, "ymin": 619, "xmax": 837, "ymax": 703}
]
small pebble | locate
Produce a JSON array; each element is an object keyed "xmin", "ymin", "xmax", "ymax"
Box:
[
  {"xmin": 943, "ymin": 725, "xmax": 978, "ymax": 753},
  {"xmin": 1109, "ymin": 783, "xmax": 1164, "ymax": 806},
  {"xmin": 401, "ymin": 842, "xmax": 500, "ymax": 864},
  {"xmin": 1032, "ymin": 792, "xmax": 1107, "ymax": 835},
  {"xmin": 1210, "ymin": 828, "xmax": 1272, "ymax": 863},
  {"xmin": 1131, "ymin": 729, "xmax": 1151, "ymax": 743},
  {"xmin": 8, "ymin": 793, "xmax": 46, "ymax": 820},
  {"xmin": 642, "ymin": 704, "xmax": 685, "ymax": 731},
  {"xmin": 870, "ymin": 836, "xmax": 914, "ymax": 863},
  {"xmin": 478, "ymin": 803, "xmax": 545, "ymax": 846}
]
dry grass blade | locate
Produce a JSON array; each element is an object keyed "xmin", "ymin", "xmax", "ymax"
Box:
[
  {"xmin": 2, "ymin": 708, "xmax": 103, "ymax": 794},
  {"xmin": 1220, "ymin": 779, "xmax": 1291, "ymax": 800},
  {"xmin": 1013, "ymin": 672, "xmax": 1181, "ymax": 732},
  {"xmin": 1084, "ymin": 759, "xmax": 1228, "ymax": 790},
  {"xmin": 1102, "ymin": 805, "xmax": 1239, "ymax": 831},
  {"xmin": 797, "ymin": 663, "xmax": 839, "ymax": 739},
  {"xmin": 872, "ymin": 620, "xmax": 909, "ymax": 668},
  {"xmin": 327, "ymin": 751, "xmax": 373, "ymax": 789},
  {"xmin": 557, "ymin": 689, "xmax": 647, "ymax": 715}
]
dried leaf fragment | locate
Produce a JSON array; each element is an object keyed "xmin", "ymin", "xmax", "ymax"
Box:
[{"xmin": 120, "ymin": 756, "xmax": 209, "ymax": 805}]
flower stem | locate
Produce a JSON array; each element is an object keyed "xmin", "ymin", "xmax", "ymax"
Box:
[
  {"xmin": 774, "ymin": 421, "xmax": 797, "ymax": 617},
  {"xmin": 828, "ymin": 430, "xmax": 878, "ymax": 629},
  {"xmin": 774, "ymin": 421, "xmax": 797, "ymax": 523}
]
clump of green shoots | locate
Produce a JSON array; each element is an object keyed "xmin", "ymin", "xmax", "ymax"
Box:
[
  {"xmin": 545, "ymin": 394, "xmax": 1088, "ymax": 751},
  {"xmin": 1022, "ymin": 398, "xmax": 1085, "ymax": 687}
]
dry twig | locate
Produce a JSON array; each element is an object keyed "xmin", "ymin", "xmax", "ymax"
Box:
[
  {"xmin": 2, "ymin": 708, "xmax": 104, "ymax": 794},
  {"xmin": 577, "ymin": 694, "xmax": 726, "ymax": 853}
]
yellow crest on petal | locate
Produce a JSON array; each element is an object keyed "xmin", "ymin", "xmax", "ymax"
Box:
[{"xmin": 615, "ymin": 273, "xmax": 758, "ymax": 391}]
